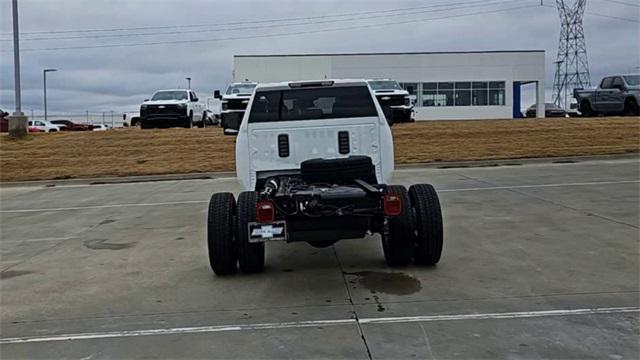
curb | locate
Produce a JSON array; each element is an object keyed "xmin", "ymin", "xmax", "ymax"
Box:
[{"xmin": 1, "ymin": 153, "xmax": 637, "ymax": 188}]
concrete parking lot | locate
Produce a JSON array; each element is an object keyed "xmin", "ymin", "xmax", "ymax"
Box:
[{"xmin": 1, "ymin": 158, "xmax": 638, "ymax": 359}]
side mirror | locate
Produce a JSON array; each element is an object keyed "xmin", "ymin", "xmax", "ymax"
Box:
[
  {"xmin": 213, "ymin": 90, "xmax": 222, "ymax": 99},
  {"xmin": 192, "ymin": 97, "xmax": 199, "ymax": 102}
]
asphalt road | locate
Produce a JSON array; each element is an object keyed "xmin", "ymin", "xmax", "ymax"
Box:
[{"xmin": 1, "ymin": 158, "xmax": 639, "ymax": 359}]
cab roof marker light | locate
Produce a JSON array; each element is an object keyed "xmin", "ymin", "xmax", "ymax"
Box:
[{"xmin": 288, "ymin": 81, "xmax": 335, "ymax": 88}]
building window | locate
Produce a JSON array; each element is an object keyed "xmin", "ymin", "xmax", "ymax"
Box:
[
  {"xmin": 489, "ymin": 81, "xmax": 505, "ymax": 105},
  {"xmin": 472, "ymin": 82, "xmax": 488, "ymax": 105},
  {"xmin": 454, "ymin": 82, "xmax": 471, "ymax": 106},
  {"xmin": 418, "ymin": 80, "xmax": 506, "ymax": 107},
  {"xmin": 400, "ymin": 83, "xmax": 418, "ymax": 96},
  {"xmin": 422, "ymin": 82, "xmax": 454, "ymax": 106},
  {"xmin": 422, "ymin": 82, "xmax": 436, "ymax": 106}
]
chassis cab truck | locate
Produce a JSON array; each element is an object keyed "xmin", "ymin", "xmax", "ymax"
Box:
[{"xmin": 206, "ymin": 79, "xmax": 443, "ymax": 275}]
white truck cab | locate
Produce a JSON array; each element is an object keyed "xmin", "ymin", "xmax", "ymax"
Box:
[
  {"xmin": 236, "ymin": 79, "xmax": 394, "ymax": 192},
  {"xmin": 367, "ymin": 79, "xmax": 414, "ymax": 124},
  {"xmin": 214, "ymin": 82, "xmax": 258, "ymax": 135},
  {"xmin": 206, "ymin": 79, "xmax": 443, "ymax": 276},
  {"xmin": 139, "ymin": 89, "xmax": 206, "ymax": 129}
]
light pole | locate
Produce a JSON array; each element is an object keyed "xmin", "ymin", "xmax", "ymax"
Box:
[
  {"xmin": 43, "ymin": 68, "xmax": 57, "ymax": 121},
  {"xmin": 186, "ymin": 77, "xmax": 191, "ymax": 89},
  {"xmin": 9, "ymin": 0, "xmax": 28, "ymax": 137},
  {"xmin": 12, "ymin": 0, "xmax": 22, "ymax": 115}
]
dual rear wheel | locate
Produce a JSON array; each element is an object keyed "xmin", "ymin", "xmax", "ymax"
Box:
[
  {"xmin": 208, "ymin": 184, "xmax": 443, "ymax": 276},
  {"xmin": 382, "ymin": 184, "xmax": 443, "ymax": 267},
  {"xmin": 207, "ymin": 192, "xmax": 265, "ymax": 276}
]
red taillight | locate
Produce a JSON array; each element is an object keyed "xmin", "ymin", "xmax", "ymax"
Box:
[
  {"xmin": 256, "ymin": 200, "xmax": 275, "ymax": 223},
  {"xmin": 384, "ymin": 194, "xmax": 402, "ymax": 216}
]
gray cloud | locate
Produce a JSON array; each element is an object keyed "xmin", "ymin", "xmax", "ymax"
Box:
[{"xmin": 1, "ymin": 0, "xmax": 638, "ymax": 115}]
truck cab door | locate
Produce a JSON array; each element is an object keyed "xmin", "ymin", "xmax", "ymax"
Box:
[
  {"xmin": 596, "ymin": 77, "xmax": 615, "ymax": 114},
  {"xmin": 609, "ymin": 77, "xmax": 626, "ymax": 113},
  {"xmin": 190, "ymin": 91, "xmax": 202, "ymax": 120}
]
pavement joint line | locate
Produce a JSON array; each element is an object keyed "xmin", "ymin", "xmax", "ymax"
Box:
[
  {"xmin": 458, "ymin": 173, "xmax": 640, "ymax": 229},
  {"xmin": 5, "ymin": 289, "xmax": 639, "ymax": 325},
  {"xmin": 332, "ymin": 246, "xmax": 373, "ymax": 359},
  {"xmin": 470, "ymin": 173, "xmax": 639, "ymax": 229},
  {"xmin": 1, "ymin": 307, "xmax": 637, "ymax": 345},
  {"xmin": 437, "ymin": 180, "xmax": 640, "ymax": 192},
  {"xmin": 1, "ymin": 179, "xmax": 637, "ymax": 214}
]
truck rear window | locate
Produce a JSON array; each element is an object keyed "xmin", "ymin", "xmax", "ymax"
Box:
[{"xmin": 249, "ymin": 86, "xmax": 377, "ymax": 123}]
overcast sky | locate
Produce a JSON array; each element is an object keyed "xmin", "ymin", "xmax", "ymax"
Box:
[{"xmin": 0, "ymin": 0, "xmax": 638, "ymax": 116}]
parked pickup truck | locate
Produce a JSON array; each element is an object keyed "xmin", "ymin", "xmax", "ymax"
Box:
[
  {"xmin": 139, "ymin": 89, "xmax": 207, "ymax": 129},
  {"xmin": 214, "ymin": 82, "xmax": 257, "ymax": 135},
  {"xmin": 574, "ymin": 75, "xmax": 639, "ymax": 116},
  {"xmin": 367, "ymin": 79, "xmax": 414, "ymax": 124}
]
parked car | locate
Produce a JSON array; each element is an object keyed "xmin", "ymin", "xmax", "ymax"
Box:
[
  {"xmin": 92, "ymin": 124, "xmax": 110, "ymax": 131},
  {"xmin": 0, "ymin": 109, "xmax": 8, "ymax": 132},
  {"xmin": 574, "ymin": 74, "xmax": 640, "ymax": 116},
  {"xmin": 367, "ymin": 79, "xmax": 414, "ymax": 125},
  {"xmin": 139, "ymin": 89, "xmax": 207, "ymax": 129},
  {"xmin": 206, "ymin": 79, "xmax": 444, "ymax": 275},
  {"xmin": 525, "ymin": 103, "xmax": 568, "ymax": 118},
  {"xmin": 50, "ymin": 119, "xmax": 92, "ymax": 131},
  {"xmin": 27, "ymin": 120, "xmax": 62, "ymax": 132},
  {"xmin": 215, "ymin": 82, "xmax": 258, "ymax": 135}
]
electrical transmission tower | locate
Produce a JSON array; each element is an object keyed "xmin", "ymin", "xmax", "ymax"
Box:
[{"xmin": 552, "ymin": 0, "xmax": 591, "ymax": 110}]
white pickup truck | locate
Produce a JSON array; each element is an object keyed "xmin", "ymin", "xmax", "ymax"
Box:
[
  {"xmin": 214, "ymin": 82, "xmax": 258, "ymax": 135},
  {"xmin": 139, "ymin": 89, "xmax": 207, "ymax": 129},
  {"xmin": 367, "ymin": 79, "xmax": 414, "ymax": 124},
  {"xmin": 206, "ymin": 79, "xmax": 444, "ymax": 275}
]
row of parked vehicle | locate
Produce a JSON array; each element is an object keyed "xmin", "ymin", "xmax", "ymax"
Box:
[
  {"xmin": 0, "ymin": 111, "xmax": 112, "ymax": 133},
  {"xmin": 137, "ymin": 79, "xmax": 415, "ymax": 132},
  {"xmin": 28, "ymin": 120, "xmax": 111, "ymax": 132}
]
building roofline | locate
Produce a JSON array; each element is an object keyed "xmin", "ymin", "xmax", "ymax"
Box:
[{"xmin": 235, "ymin": 50, "xmax": 545, "ymax": 58}]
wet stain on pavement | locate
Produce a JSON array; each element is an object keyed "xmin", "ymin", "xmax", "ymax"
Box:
[
  {"xmin": 98, "ymin": 219, "xmax": 117, "ymax": 226},
  {"xmin": 0, "ymin": 270, "xmax": 35, "ymax": 280},
  {"xmin": 83, "ymin": 239, "xmax": 136, "ymax": 250},
  {"xmin": 344, "ymin": 271, "xmax": 422, "ymax": 295},
  {"xmin": 372, "ymin": 294, "xmax": 385, "ymax": 312}
]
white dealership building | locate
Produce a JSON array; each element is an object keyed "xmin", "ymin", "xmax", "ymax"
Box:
[{"xmin": 233, "ymin": 50, "xmax": 546, "ymax": 120}]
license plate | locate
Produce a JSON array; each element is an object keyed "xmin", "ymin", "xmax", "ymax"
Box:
[{"xmin": 248, "ymin": 221, "xmax": 286, "ymax": 243}]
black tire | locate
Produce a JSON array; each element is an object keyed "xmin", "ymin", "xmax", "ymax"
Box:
[
  {"xmin": 207, "ymin": 193, "xmax": 237, "ymax": 275},
  {"xmin": 381, "ymin": 185, "xmax": 414, "ymax": 267},
  {"xmin": 140, "ymin": 120, "xmax": 151, "ymax": 129},
  {"xmin": 409, "ymin": 184, "xmax": 443, "ymax": 266},
  {"xmin": 581, "ymin": 101, "xmax": 593, "ymax": 117},
  {"xmin": 185, "ymin": 112, "xmax": 193, "ymax": 128},
  {"xmin": 623, "ymin": 99, "xmax": 639, "ymax": 116},
  {"xmin": 197, "ymin": 113, "xmax": 207, "ymax": 128},
  {"xmin": 236, "ymin": 191, "xmax": 265, "ymax": 273}
]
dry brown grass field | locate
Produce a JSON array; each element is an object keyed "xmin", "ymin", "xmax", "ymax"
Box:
[{"xmin": 1, "ymin": 117, "xmax": 638, "ymax": 182}]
